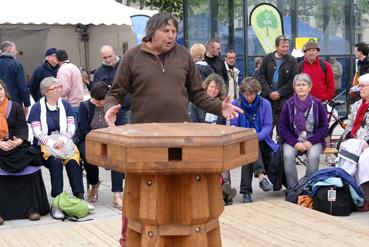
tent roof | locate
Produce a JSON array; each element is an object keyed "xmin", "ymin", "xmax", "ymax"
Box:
[{"xmin": 0, "ymin": 0, "xmax": 157, "ymax": 26}]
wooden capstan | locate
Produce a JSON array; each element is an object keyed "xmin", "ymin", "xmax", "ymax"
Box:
[{"xmin": 86, "ymin": 123, "xmax": 258, "ymax": 246}]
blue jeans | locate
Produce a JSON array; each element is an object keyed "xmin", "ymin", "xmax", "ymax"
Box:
[{"xmin": 283, "ymin": 143, "xmax": 322, "ymax": 189}]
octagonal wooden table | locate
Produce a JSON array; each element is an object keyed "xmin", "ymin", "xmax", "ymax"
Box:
[{"xmin": 86, "ymin": 123, "xmax": 258, "ymax": 246}]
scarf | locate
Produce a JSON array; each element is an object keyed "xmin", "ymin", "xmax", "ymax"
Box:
[
  {"xmin": 239, "ymin": 94, "xmax": 261, "ymax": 132},
  {"xmin": 350, "ymin": 99, "xmax": 369, "ymax": 138},
  {"xmin": 40, "ymin": 97, "xmax": 67, "ymax": 135},
  {"xmin": 0, "ymin": 97, "xmax": 9, "ymax": 140},
  {"xmin": 293, "ymin": 93, "xmax": 313, "ymax": 133}
]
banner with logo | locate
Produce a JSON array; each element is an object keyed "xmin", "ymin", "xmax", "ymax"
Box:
[
  {"xmin": 249, "ymin": 3, "xmax": 283, "ymax": 54},
  {"xmin": 130, "ymin": 15, "xmax": 150, "ymax": 44}
]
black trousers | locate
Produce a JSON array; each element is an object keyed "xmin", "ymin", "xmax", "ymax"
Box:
[
  {"xmin": 79, "ymin": 141, "xmax": 124, "ymax": 192},
  {"xmin": 240, "ymin": 141, "xmax": 271, "ymax": 194},
  {"xmin": 44, "ymin": 157, "xmax": 84, "ymax": 198}
]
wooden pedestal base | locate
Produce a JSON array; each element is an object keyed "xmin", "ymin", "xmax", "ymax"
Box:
[{"xmin": 124, "ymin": 173, "xmax": 224, "ymax": 246}]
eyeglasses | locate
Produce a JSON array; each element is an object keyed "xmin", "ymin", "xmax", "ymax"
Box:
[{"xmin": 48, "ymin": 85, "xmax": 62, "ymax": 91}]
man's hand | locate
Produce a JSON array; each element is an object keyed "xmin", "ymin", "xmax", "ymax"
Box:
[
  {"xmin": 105, "ymin": 104, "xmax": 121, "ymax": 127},
  {"xmin": 221, "ymin": 96, "xmax": 243, "ymax": 120},
  {"xmin": 269, "ymin": 91, "xmax": 280, "ymax": 101}
]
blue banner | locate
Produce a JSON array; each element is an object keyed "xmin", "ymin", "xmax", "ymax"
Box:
[{"xmin": 130, "ymin": 15, "xmax": 150, "ymax": 44}]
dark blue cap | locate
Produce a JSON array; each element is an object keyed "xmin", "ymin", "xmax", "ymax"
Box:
[{"xmin": 45, "ymin": 48, "xmax": 57, "ymax": 57}]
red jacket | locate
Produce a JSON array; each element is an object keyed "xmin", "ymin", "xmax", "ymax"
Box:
[{"xmin": 301, "ymin": 58, "xmax": 335, "ymax": 101}]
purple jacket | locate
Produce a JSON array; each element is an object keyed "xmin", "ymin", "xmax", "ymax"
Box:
[
  {"xmin": 279, "ymin": 96, "xmax": 328, "ymax": 147},
  {"xmin": 231, "ymin": 97, "xmax": 279, "ymax": 152}
]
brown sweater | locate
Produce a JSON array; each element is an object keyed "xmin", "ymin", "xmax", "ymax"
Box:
[{"xmin": 105, "ymin": 44, "xmax": 222, "ymax": 123}]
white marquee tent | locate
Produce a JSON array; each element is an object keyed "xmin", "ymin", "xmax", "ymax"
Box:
[{"xmin": 0, "ymin": 0, "xmax": 156, "ymax": 77}]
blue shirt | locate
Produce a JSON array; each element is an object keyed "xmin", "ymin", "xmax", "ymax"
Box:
[{"xmin": 272, "ymin": 58, "xmax": 284, "ymax": 90}]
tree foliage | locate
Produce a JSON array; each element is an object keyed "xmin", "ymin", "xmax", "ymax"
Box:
[{"xmin": 126, "ymin": 0, "xmax": 183, "ymax": 19}]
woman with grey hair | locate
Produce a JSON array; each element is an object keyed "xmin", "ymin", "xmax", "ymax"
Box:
[
  {"xmin": 279, "ymin": 73, "xmax": 328, "ymax": 190},
  {"xmin": 28, "ymin": 77, "xmax": 85, "ymax": 217}
]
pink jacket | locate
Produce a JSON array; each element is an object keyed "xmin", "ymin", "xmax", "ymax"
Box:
[{"xmin": 57, "ymin": 62, "xmax": 84, "ymax": 107}]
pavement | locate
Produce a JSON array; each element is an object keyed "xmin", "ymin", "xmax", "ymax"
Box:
[{"xmin": 1, "ymin": 156, "xmax": 369, "ymax": 233}]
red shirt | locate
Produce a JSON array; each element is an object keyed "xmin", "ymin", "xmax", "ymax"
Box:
[{"xmin": 301, "ymin": 58, "xmax": 335, "ymax": 101}]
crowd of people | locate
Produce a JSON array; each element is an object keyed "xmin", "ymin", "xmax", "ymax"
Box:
[
  {"xmin": 0, "ymin": 42, "xmax": 130, "ymax": 224},
  {"xmin": 0, "ymin": 11, "xmax": 369, "ymax": 247}
]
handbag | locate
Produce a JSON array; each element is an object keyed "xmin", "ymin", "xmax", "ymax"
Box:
[
  {"xmin": 312, "ymin": 184, "xmax": 355, "ymax": 216},
  {"xmin": 286, "ymin": 176, "xmax": 308, "ymax": 203},
  {"xmin": 52, "ymin": 192, "xmax": 88, "ymax": 219}
]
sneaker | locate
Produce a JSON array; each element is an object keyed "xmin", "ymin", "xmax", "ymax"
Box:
[
  {"xmin": 222, "ymin": 183, "xmax": 237, "ymax": 206},
  {"xmin": 222, "ymin": 182, "xmax": 233, "ymax": 196},
  {"xmin": 242, "ymin": 193, "xmax": 253, "ymax": 203},
  {"xmin": 228, "ymin": 188, "xmax": 237, "ymax": 201},
  {"xmin": 51, "ymin": 206, "xmax": 65, "ymax": 219},
  {"xmin": 259, "ymin": 177, "xmax": 273, "ymax": 192},
  {"xmin": 225, "ymin": 199, "xmax": 234, "ymax": 206},
  {"xmin": 86, "ymin": 201, "xmax": 95, "ymax": 211}
]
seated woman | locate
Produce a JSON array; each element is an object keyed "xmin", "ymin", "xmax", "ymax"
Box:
[
  {"xmin": 76, "ymin": 81, "xmax": 124, "ymax": 209},
  {"xmin": 28, "ymin": 77, "xmax": 84, "ymax": 201},
  {"xmin": 189, "ymin": 74, "xmax": 236, "ymax": 205},
  {"xmin": 0, "ymin": 80, "xmax": 49, "ymax": 224},
  {"xmin": 230, "ymin": 77, "xmax": 278, "ymax": 203},
  {"xmin": 189, "ymin": 73, "xmax": 226, "ymax": 125},
  {"xmin": 338, "ymin": 73, "xmax": 369, "ymax": 207},
  {"xmin": 279, "ymin": 73, "xmax": 328, "ymax": 189}
]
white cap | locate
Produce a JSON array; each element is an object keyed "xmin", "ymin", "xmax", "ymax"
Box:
[{"xmin": 358, "ymin": 73, "xmax": 369, "ymax": 85}]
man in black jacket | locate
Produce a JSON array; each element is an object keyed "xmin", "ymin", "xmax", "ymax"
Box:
[
  {"xmin": 29, "ymin": 48, "xmax": 59, "ymax": 102},
  {"xmin": 355, "ymin": 42, "xmax": 369, "ymax": 76},
  {"xmin": 93, "ymin": 45, "xmax": 120, "ymax": 86},
  {"xmin": 205, "ymin": 38, "xmax": 228, "ymax": 86},
  {"xmin": 259, "ymin": 35, "xmax": 298, "ymax": 137},
  {"xmin": 94, "ymin": 45, "xmax": 130, "ymax": 123},
  {"xmin": 349, "ymin": 42, "xmax": 369, "ymax": 104}
]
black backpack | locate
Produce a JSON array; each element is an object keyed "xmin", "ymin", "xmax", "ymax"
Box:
[
  {"xmin": 285, "ymin": 176, "xmax": 309, "ymax": 203},
  {"xmin": 267, "ymin": 146, "xmax": 286, "ymax": 191},
  {"xmin": 312, "ymin": 184, "xmax": 355, "ymax": 216}
]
